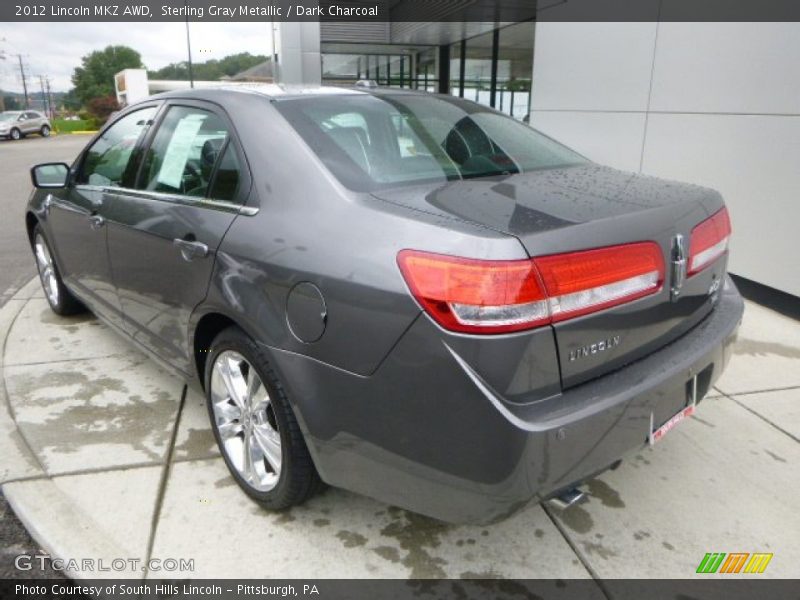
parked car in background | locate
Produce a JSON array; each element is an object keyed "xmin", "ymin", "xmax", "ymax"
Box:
[
  {"xmin": 0, "ymin": 110, "xmax": 51, "ymax": 140},
  {"xmin": 24, "ymin": 86, "xmax": 743, "ymax": 523}
]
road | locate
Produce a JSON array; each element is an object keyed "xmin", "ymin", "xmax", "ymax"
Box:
[
  {"xmin": 0, "ymin": 135, "xmax": 89, "ymax": 306},
  {"xmin": 0, "ymin": 133, "xmax": 89, "ymax": 579}
]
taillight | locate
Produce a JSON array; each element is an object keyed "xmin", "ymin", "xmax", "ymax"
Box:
[
  {"xmin": 688, "ymin": 207, "xmax": 731, "ymax": 276},
  {"xmin": 533, "ymin": 242, "xmax": 665, "ymax": 322},
  {"xmin": 396, "ymin": 250, "xmax": 549, "ymax": 334},
  {"xmin": 397, "ymin": 242, "xmax": 664, "ymax": 334}
]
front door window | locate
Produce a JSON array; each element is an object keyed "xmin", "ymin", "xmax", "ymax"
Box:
[{"xmin": 78, "ymin": 107, "xmax": 157, "ymax": 187}]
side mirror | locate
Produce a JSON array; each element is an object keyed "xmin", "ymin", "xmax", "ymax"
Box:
[
  {"xmin": 18, "ymin": 115, "xmax": 26, "ymax": 121},
  {"xmin": 31, "ymin": 163, "xmax": 70, "ymax": 189}
]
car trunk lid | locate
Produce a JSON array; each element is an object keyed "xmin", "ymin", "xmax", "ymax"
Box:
[{"xmin": 373, "ymin": 164, "xmax": 729, "ymax": 388}]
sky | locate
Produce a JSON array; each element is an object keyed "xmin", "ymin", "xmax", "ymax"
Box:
[{"xmin": 0, "ymin": 22, "xmax": 275, "ymax": 93}]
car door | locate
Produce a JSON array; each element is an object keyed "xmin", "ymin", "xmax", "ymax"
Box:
[
  {"xmin": 25, "ymin": 112, "xmax": 41, "ymax": 133},
  {"xmin": 44, "ymin": 105, "xmax": 158, "ymax": 326},
  {"xmin": 17, "ymin": 113, "xmax": 31, "ymax": 133},
  {"xmin": 22, "ymin": 112, "xmax": 39, "ymax": 133},
  {"xmin": 104, "ymin": 100, "xmax": 250, "ymax": 374}
]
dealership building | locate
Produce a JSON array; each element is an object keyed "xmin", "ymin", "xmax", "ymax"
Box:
[
  {"xmin": 311, "ymin": 15, "xmax": 800, "ymax": 297},
  {"xmin": 123, "ymin": 5, "xmax": 799, "ymax": 297}
]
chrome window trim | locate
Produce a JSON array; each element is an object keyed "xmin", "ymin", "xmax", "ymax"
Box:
[{"xmin": 84, "ymin": 185, "xmax": 258, "ymax": 216}]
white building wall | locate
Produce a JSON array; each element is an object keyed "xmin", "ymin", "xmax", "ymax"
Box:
[{"xmin": 530, "ymin": 22, "xmax": 800, "ymax": 297}]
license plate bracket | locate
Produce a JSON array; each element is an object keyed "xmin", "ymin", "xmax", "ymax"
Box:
[{"xmin": 648, "ymin": 374, "xmax": 698, "ymax": 446}]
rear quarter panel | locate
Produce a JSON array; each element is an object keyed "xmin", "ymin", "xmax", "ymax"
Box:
[{"xmin": 199, "ymin": 93, "xmax": 528, "ymax": 376}]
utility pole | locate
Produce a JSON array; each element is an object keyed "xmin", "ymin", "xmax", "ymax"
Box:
[
  {"xmin": 45, "ymin": 77, "xmax": 54, "ymax": 119},
  {"xmin": 38, "ymin": 75, "xmax": 48, "ymax": 115},
  {"xmin": 17, "ymin": 55, "xmax": 29, "ymax": 109},
  {"xmin": 185, "ymin": 1, "xmax": 194, "ymax": 88}
]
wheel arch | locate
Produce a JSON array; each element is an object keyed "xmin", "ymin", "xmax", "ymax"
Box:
[{"xmin": 192, "ymin": 311, "xmax": 246, "ymax": 390}]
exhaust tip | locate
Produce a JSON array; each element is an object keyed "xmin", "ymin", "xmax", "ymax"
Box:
[{"xmin": 548, "ymin": 487, "xmax": 586, "ymax": 510}]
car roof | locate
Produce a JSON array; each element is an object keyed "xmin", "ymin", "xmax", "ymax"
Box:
[{"xmin": 150, "ymin": 84, "xmax": 432, "ymax": 103}]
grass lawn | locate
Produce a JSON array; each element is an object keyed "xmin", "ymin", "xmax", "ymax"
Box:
[{"xmin": 52, "ymin": 119, "xmax": 95, "ymax": 133}]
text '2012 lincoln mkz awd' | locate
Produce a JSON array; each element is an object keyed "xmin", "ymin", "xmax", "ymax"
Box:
[{"xmin": 26, "ymin": 85, "xmax": 743, "ymax": 523}]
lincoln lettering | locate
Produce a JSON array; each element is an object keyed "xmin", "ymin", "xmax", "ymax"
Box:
[
  {"xmin": 569, "ymin": 336, "xmax": 621, "ymax": 362},
  {"xmin": 48, "ymin": 5, "xmax": 90, "ymax": 16}
]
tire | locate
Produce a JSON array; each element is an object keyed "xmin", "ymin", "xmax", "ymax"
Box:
[
  {"xmin": 40, "ymin": 125, "xmax": 51, "ymax": 137},
  {"xmin": 205, "ymin": 326, "xmax": 323, "ymax": 509},
  {"xmin": 9, "ymin": 128, "xmax": 21, "ymax": 141},
  {"xmin": 32, "ymin": 225, "xmax": 85, "ymax": 316}
]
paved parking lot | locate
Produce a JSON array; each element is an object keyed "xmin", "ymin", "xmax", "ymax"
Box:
[
  {"xmin": 0, "ymin": 134, "xmax": 798, "ymax": 582},
  {"xmin": 0, "ymin": 135, "xmax": 89, "ymax": 305}
]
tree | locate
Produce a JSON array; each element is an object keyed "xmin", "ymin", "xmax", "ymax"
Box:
[
  {"xmin": 60, "ymin": 88, "xmax": 82, "ymax": 112},
  {"xmin": 72, "ymin": 45, "xmax": 144, "ymax": 105},
  {"xmin": 148, "ymin": 52, "xmax": 268, "ymax": 82},
  {"xmin": 87, "ymin": 95, "xmax": 120, "ymax": 124},
  {"xmin": 2, "ymin": 95, "xmax": 21, "ymax": 110}
]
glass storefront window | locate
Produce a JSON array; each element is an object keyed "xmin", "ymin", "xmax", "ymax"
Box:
[
  {"xmin": 323, "ymin": 50, "xmax": 435, "ymax": 90},
  {"xmin": 463, "ymin": 30, "xmax": 494, "ymax": 108},
  {"xmin": 415, "ymin": 48, "xmax": 437, "ymax": 92},
  {"xmin": 319, "ymin": 20, "xmax": 534, "ymax": 117},
  {"xmin": 449, "ymin": 43, "xmax": 461, "ymax": 97},
  {"xmin": 496, "ymin": 21, "xmax": 534, "ymax": 120},
  {"xmin": 321, "ymin": 54, "xmax": 362, "ymax": 82}
]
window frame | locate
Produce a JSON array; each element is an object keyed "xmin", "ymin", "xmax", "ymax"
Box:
[{"xmin": 131, "ymin": 99, "xmax": 252, "ymax": 210}]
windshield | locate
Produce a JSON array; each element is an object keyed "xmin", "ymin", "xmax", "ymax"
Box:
[
  {"xmin": 0, "ymin": 113, "xmax": 21, "ymax": 122},
  {"xmin": 274, "ymin": 93, "xmax": 587, "ymax": 191}
]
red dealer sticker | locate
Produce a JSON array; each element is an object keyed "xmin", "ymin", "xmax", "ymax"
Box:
[{"xmin": 650, "ymin": 404, "xmax": 696, "ymax": 445}]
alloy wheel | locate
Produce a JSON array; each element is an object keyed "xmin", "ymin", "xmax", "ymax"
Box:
[
  {"xmin": 10, "ymin": 129, "xmax": 20, "ymax": 140},
  {"xmin": 210, "ymin": 351, "xmax": 282, "ymax": 492},
  {"xmin": 34, "ymin": 234, "xmax": 59, "ymax": 307}
]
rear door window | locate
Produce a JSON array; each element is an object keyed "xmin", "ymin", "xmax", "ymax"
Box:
[
  {"xmin": 137, "ymin": 106, "xmax": 232, "ymax": 199},
  {"xmin": 207, "ymin": 144, "xmax": 242, "ymax": 202}
]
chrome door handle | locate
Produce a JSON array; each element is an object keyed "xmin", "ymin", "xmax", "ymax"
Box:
[
  {"xmin": 88, "ymin": 214, "xmax": 105, "ymax": 230},
  {"xmin": 173, "ymin": 238, "xmax": 209, "ymax": 261}
]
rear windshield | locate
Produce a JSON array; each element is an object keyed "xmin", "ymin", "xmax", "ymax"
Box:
[{"xmin": 274, "ymin": 93, "xmax": 587, "ymax": 192}]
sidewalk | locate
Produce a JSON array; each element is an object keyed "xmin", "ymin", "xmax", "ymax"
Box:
[{"xmin": 1, "ymin": 278, "xmax": 798, "ymax": 580}]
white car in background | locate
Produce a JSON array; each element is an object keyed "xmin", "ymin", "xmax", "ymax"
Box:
[{"xmin": 0, "ymin": 110, "xmax": 51, "ymax": 141}]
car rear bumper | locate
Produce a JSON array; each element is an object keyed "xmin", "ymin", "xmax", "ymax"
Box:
[{"xmin": 266, "ymin": 276, "xmax": 744, "ymax": 523}]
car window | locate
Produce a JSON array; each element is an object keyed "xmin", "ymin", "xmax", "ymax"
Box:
[
  {"xmin": 274, "ymin": 94, "xmax": 587, "ymax": 192},
  {"xmin": 78, "ymin": 107, "xmax": 157, "ymax": 187},
  {"xmin": 138, "ymin": 106, "xmax": 232, "ymax": 198},
  {"xmin": 207, "ymin": 143, "xmax": 242, "ymax": 202}
]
